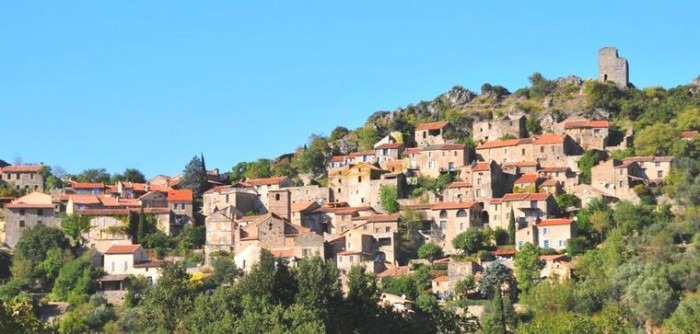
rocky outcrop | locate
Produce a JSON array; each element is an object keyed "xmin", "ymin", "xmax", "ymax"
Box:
[{"xmin": 443, "ymin": 86, "xmax": 476, "ymax": 106}]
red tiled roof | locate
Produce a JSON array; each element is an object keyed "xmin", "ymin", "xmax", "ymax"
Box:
[
  {"xmin": 514, "ymin": 173, "xmax": 540, "ymax": 184},
  {"xmin": 168, "ymin": 189, "xmax": 193, "ymax": 202},
  {"xmin": 246, "ymin": 176, "xmax": 288, "ymax": 186},
  {"xmin": 69, "ymin": 194, "xmax": 101, "ymax": 205},
  {"xmin": 348, "ymin": 151, "xmax": 375, "ymax": 158},
  {"xmin": 406, "ymin": 148, "xmax": 421, "ymax": 154},
  {"xmin": 539, "ymin": 254, "xmax": 569, "ymax": 262},
  {"xmin": 431, "ymin": 201, "xmax": 478, "ymax": 210},
  {"xmin": 432, "ymin": 276, "xmax": 449, "ymax": 282},
  {"xmin": 422, "ymin": 143, "xmax": 465, "ymax": 151},
  {"xmin": 447, "ymin": 181, "xmax": 472, "ymax": 189},
  {"xmin": 329, "ymin": 155, "xmax": 348, "ymax": 162},
  {"xmin": 70, "ymin": 181, "xmax": 106, "ymax": 189},
  {"xmin": 497, "ymin": 193, "xmax": 552, "ymax": 202},
  {"xmin": 377, "ymin": 265, "xmax": 411, "ymax": 278},
  {"xmin": 564, "ymin": 120, "xmax": 609, "ymax": 129},
  {"xmin": 472, "ymin": 162, "xmax": 491, "ymax": 172},
  {"xmin": 623, "ymin": 156, "xmax": 674, "ymax": 163},
  {"xmin": 416, "ymin": 121, "xmax": 450, "ymax": 131},
  {"xmin": 337, "ymin": 250, "xmax": 364, "ymax": 256},
  {"xmin": 366, "ymin": 213, "xmax": 400, "ymax": 222},
  {"xmin": 536, "ymin": 218, "xmax": 573, "ymax": 226},
  {"xmin": 476, "ymin": 138, "xmax": 532, "ymax": 150},
  {"xmin": 270, "ymin": 248, "xmax": 295, "ymax": 258},
  {"xmin": 541, "ymin": 178, "xmax": 559, "ymax": 187},
  {"xmin": 6, "ymin": 202, "xmax": 55, "ymax": 209},
  {"xmin": 491, "ymin": 248, "xmax": 517, "ymax": 256},
  {"xmin": 134, "ymin": 260, "xmax": 162, "ymax": 268},
  {"xmin": 538, "ymin": 166, "xmax": 568, "ymax": 172},
  {"xmin": 681, "ymin": 130, "xmax": 699, "ymax": 139},
  {"xmin": 375, "ymin": 142, "xmax": 404, "ymax": 150},
  {"xmin": 291, "ymin": 202, "xmax": 317, "ymax": 213},
  {"xmin": 105, "ymin": 244, "xmax": 141, "ymax": 254},
  {"xmin": 1, "ymin": 165, "xmax": 43, "ymax": 173},
  {"xmin": 533, "ymin": 134, "xmax": 564, "ymax": 145},
  {"xmin": 503, "ymin": 161, "xmax": 539, "ymax": 168}
]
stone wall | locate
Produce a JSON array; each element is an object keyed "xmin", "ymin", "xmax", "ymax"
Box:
[
  {"xmin": 4, "ymin": 208, "xmax": 61, "ymax": 248},
  {"xmin": 598, "ymin": 47, "xmax": 629, "ymax": 88}
]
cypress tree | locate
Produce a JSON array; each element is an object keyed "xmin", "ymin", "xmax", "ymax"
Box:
[
  {"xmin": 138, "ymin": 205, "xmax": 145, "ymax": 244},
  {"xmin": 508, "ymin": 207, "xmax": 516, "ymax": 245}
]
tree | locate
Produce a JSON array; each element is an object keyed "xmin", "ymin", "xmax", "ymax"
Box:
[
  {"xmin": 479, "ymin": 261, "xmax": 513, "ymax": 299},
  {"xmin": 295, "ymin": 255, "xmax": 342, "ymax": 327},
  {"xmin": 526, "ymin": 117, "xmax": 542, "ymax": 136},
  {"xmin": 142, "ymin": 262, "xmax": 197, "ymax": 332},
  {"xmin": 179, "ymin": 155, "xmax": 209, "ymax": 197},
  {"xmin": 346, "ymin": 265, "xmax": 378, "ymax": 308},
  {"xmin": 34, "ymin": 248, "xmax": 73, "ymax": 289},
  {"xmin": 453, "ymin": 275, "xmax": 475, "ymax": 299},
  {"xmin": 635, "ymin": 123, "xmax": 679, "ymax": 156},
  {"xmin": 15, "ymin": 225, "xmax": 70, "ymax": 265},
  {"xmin": 514, "ymin": 243, "xmax": 543, "ymax": 294},
  {"xmin": 508, "ymin": 208, "xmax": 516, "ymax": 245},
  {"xmin": 624, "ymin": 263, "xmax": 677, "ymax": 326},
  {"xmin": 664, "ymin": 294, "xmax": 700, "ymax": 333},
  {"xmin": 61, "ymin": 214, "xmax": 90, "ymax": 247},
  {"xmin": 528, "ymin": 72, "xmax": 557, "ymax": 98},
  {"xmin": 0, "ymin": 296, "xmax": 57, "ymax": 334},
  {"xmin": 398, "ymin": 209, "xmax": 424, "ymax": 261},
  {"xmin": 137, "ymin": 207, "xmax": 145, "ymax": 244},
  {"xmin": 480, "ymin": 291, "xmax": 517, "ymax": 334},
  {"xmin": 578, "ymin": 150, "xmax": 602, "ymax": 184},
  {"xmin": 452, "ymin": 229, "xmax": 485, "ymax": 255},
  {"xmin": 111, "ymin": 168, "xmax": 146, "ymax": 183},
  {"xmin": 417, "ymin": 243, "xmax": 443, "ymax": 263},
  {"xmin": 297, "ymin": 135, "xmax": 329, "ymax": 176},
  {"xmin": 52, "ymin": 254, "xmax": 102, "ymax": 301},
  {"xmin": 74, "ymin": 168, "xmax": 110, "ymax": 183},
  {"xmin": 357, "ymin": 124, "xmax": 380, "ymax": 151},
  {"xmin": 589, "ymin": 210, "xmax": 613, "ymax": 240},
  {"xmin": 329, "ymin": 126, "xmax": 350, "ymax": 141},
  {"xmin": 244, "ymin": 159, "xmax": 273, "ymax": 179},
  {"xmin": 379, "ymin": 185, "xmax": 400, "ymax": 213},
  {"xmin": 178, "ymin": 224, "xmax": 206, "ymax": 249},
  {"xmin": 555, "ymin": 194, "xmax": 579, "ymax": 212},
  {"xmin": 210, "ymin": 255, "xmax": 243, "ymax": 287}
]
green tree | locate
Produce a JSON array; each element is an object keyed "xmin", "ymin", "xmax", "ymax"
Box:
[
  {"xmin": 244, "ymin": 159, "xmax": 273, "ymax": 179},
  {"xmin": 142, "ymin": 262, "xmax": 197, "ymax": 332},
  {"xmin": 453, "ymin": 275, "xmax": 475, "ymax": 299},
  {"xmin": 479, "ymin": 261, "xmax": 513, "ymax": 299},
  {"xmin": 295, "ymin": 255, "xmax": 342, "ymax": 328},
  {"xmin": 398, "ymin": 209, "xmax": 424, "ymax": 261},
  {"xmin": 555, "ymin": 194, "xmax": 579, "ymax": 212},
  {"xmin": 211, "ymin": 255, "xmax": 242, "ymax": 286},
  {"xmin": 74, "ymin": 168, "xmax": 111, "ymax": 183},
  {"xmin": 480, "ymin": 291, "xmax": 517, "ymax": 334},
  {"xmin": 52, "ymin": 254, "xmax": 102, "ymax": 301},
  {"xmin": 508, "ymin": 208, "xmax": 516, "ymax": 245},
  {"xmin": 577, "ymin": 150, "xmax": 602, "ymax": 185},
  {"xmin": 15, "ymin": 225, "xmax": 70, "ymax": 265},
  {"xmin": 624, "ymin": 263, "xmax": 677, "ymax": 326},
  {"xmin": 297, "ymin": 135, "xmax": 329, "ymax": 176},
  {"xmin": 137, "ymin": 206, "xmax": 145, "ymax": 244},
  {"xmin": 417, "ymin": 243, "xmax": 443, "ymax": 263},
  {"xmin": 513, "ymin": 243, "xmax": 543, "ymax": 294},
  {"xmin": 664, "ymin": 293, "xmax": 700, "ymax": 333},
  {"xmin": 34, "ymin": 248, "xmax": 72, "ymax": 289},
  {"xmin": 526, "ymin": 117, "xmax": 542, "ymax": 136},
  {"xmin": 379, "ymin": 185, "xmax": 400, "ymax": 213},
  {"xmin": 635, "ymin": 123, "xmax": 679, "ymax": 156},
  {"xmin": 0, "ymin": 296, "xmax": 57, "ymax": 334},
  {"xmin": 357, "ymin": 124, "xmax": 380, "ymax": 151},
  {"xmin": 111, "ymin": 168, "xmax": 146, "ymax": 183},
  {"xmin": 528, "ymin": 72, "xmax": 557, "ymax": 98},
  {"xmin": 61, "ymin": 213, "xmax": 90, "ymax": 247},
  {"xmin": 452, "ymin": 229, "xmax": 485, "ymax": 255},
  {"xmin": 180, "ymin": 155, "xmax": 209, "ymax": 197},
  {"xmin": 329, "ymin": 126, "xmax": 350, "ymax": 141}
]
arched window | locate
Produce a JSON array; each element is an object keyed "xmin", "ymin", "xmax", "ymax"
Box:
[
  {"xmin": 456, "ymin": 209, "xmax": 467, "ymax": 218},
  {"xmin": 439, "ymin": 210, "xmax": 448, "ymax": 219},
  {"xmin": 275, "ymin": 193, "xmax": 281, "ymax": 201}
]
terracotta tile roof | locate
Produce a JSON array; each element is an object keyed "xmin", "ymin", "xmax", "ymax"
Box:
[
  {"xmin": 366, "ymin": 213, "xmax": 400, "ymax": 222},
  {"xmin": 433, "ymin": 257, "xmax": 450, "ymax": 264},
  {"xmin": 416, "ymin": 121, "xmax": 450, "ymax": 131},
  {"xmin": 375, "ymin": 142, "xmax": 404, "ymax": 150},
  {"xmin": 533, "ymin": 134, "xmax": 564, "ymax": 145},
  {"xmin": 69, "ymin": 194, "xmax": 101, "ymax": 205},
  {"xmin": 681, "ymin": 130, "xmax": 699, "ymax": 139},
  {"xmin": 133, "ymin": 260, "xmax": 162, "ymax": 268},
  {"xmin": 498, "ymin": 193, "xmax": 552, "ymax": 202},
  {"xmin": 6, "ymin": 192, "xmax": 56, "ymax": 209},
  {"xmin": 476, "ymin": 138, "xmax": 532, "ymax": 150},
  {"xmin": 406, "ymin": 148, "xmax": 421, "ymax": 154},
  {"xmin": 536, "ymin": 218, "xmax": 573, "ymax": 227},
  {"xmin": 623, "ymin": 156, "xmax": 674, "ymax": 163},
  {"xmin": 503, "ymin": 161, "xmax": 539, "ymax": 168},
  {"xmin": 329, "ymin": 155, "xmax": 348, "ymax": 162},
  {"xmin": 246, "ymin": 176, "xmax": 288, "ymax": 186},
  {"xmin": 70, "ymin": 181, "xmax": 106, "ymax": 189},
  {"xmin": 1, "ymin": 165, "xmax": 43, "ymax": 173},
  {"xmin": 350, "ymin": 162, "xmax": 384, "ymax": 171},
  {"xmin": 291, "ymin": 202, "xmax": 317, "ymax": 213},
  {"xmin": 270, "ymin": 248, "xmax": 295, "ymax": 258},
  {"xmin": 491, "ymin": 248, "xmax": 517, "ymax": 256},
  {"xmin": 80, "ymin": 208, "xmax": 130, "ymax": 216},
  {"xmin": 432, "ymin": 275, "xmax": 449, "ymax": 283},
  {"xmin": 400, "ymin": 203, "xmax": 434, "ymax": 210},
  {"xmin": 377, "ymin": 265, "xmax": 411, "ymax": 278},
  {"xmin": 6, "ymin": 202, "xmax": 55, "ymax": 209},
  {"xmin": 564, "ymin": 120, "xmax": 609, "ymax": 129},
  {"xmin": 422, "ymin": 143, "xmax": 465, "ymax": 151},
  {"xmin": 348, "ymin": 151, "xmax": 375, "ymax": 158},
  {"xmin": 431, "ymin": 201, "xmax": 478, "ymax": 210},
  {"xmin": 105, "ymin": 244, "xmax": 141, "ymax": 255},
  {"xmin": 514, "ymin": 173, "xmax": 541, "ymax": 184},
  {"xmin": 337, "ymin": 250, "xmax": 365, "ymax": 256},
  {"xmin": 541, "ymin": 178, "xmax": 559, "ymax": 187},
  {"xmin": 538, "ymin": 166, "xmax": 568, "ymax": 172},
  {"xmin": 447, "ymin": 181, "xmax": 472, "ymax": 189},
  {"xmin": 168, "ymin": 189, "xmax": 193, "ymax": 202},
  {"xmin": 98, "ymin": 274, "xmax": 130, "ymax": 282},
  {"xmin": 472, "ymin": 162, "xmax": 491, "ymax": 172},
  {"xmin": 386, "ymin": 160, "xmax": 404, "ymax": 167},
  {"xmin": 203, "ymin": 185, "xmax": 234, "ymax": 195}
]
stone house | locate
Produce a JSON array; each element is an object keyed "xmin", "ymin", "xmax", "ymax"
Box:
[
  {"xmin": 0, "ymin": 165, "xmax": 44, "ymax": 192},
  {"xmin": 68, "ymin": 181, "xmax": 107, "ymax": 195},
  {"xmin": 287, "ymin": 185, "xmax": 331, "ymax": 205},
  {"xmin": 463, "ymin": 161, "xmax": 510, "ymax": 203},
  {"xmin": 476, "ymin": 138, "xmax": 534, "ymax": 164},
  {"xmin": 539, "ymin": 178, "xmax": 562, "ymax": 195},
  {"xmin": 430, "ymin": 202, "xmax": 484, "ymax": 254},
  {"xmin": 622, "ymin": 156, "xmax": 673, "ymax": 182},
  {"xmin": 472, "ymin": 115, "xmax": 527, "ymax": 143},
  {"xmin": 375, "ymin": 142, "xmax": 405, "ymax": 167},
  {"xmin": 416, "ymin": 144, "xmax": 469, "ymax": 178},
  {"xmin": 487, "ymin": 193, "xmax": 556, "ymax": 231},
  {"xmin": 681, "ymin": 130, "xmax": 699, "ymax": 141},
  {"xmin": 443, "ymin": 181, "xmax": 474, "ymax": 203},
  {"xmin": 233, "ymin": 213, "xmax": 324, "ymax": 272},
  {"xmin": 512, "ymin": 173, "xmax": 544, "ymax": 193},
  {"xmin": 290, "ymin": 201, "xmax": 322, "ymax": 229},
  {"xmin": 137, "ymin": 191, "xmax": 169, "ymax": 208},
  {"xmin": 329, "ymin": 163, "xmax": 389, "ymax": 207},
  {"xmin": 385, "ymin": 160, "xmax": 405, "ymax": 173},
  {"xmin": 532, "ymin": 134, "xmax": 580, "ymax": 165},
  {"xmin": 537, "ymin": 166, "xmax": 577, "ymax": 193},
  {"xmin": 431, "ymin": 276, "xmax": 450, "ymax": 297},
  {"xmin": 591, "ymin": 159, "xmax": 641, "ymax": 201},
  {"xmin": 415, "ymin": 121, "xmax": 454, "ymax": 147},
  {"xmin": 3, "ymin": 192, "xmax": 61, "ymax": 248},
  {"xmin": 502, "ymin": 161, "xmax": 539, "ymax": 175},
  {"xmin": 80, "ymin": 209, "xmax": 134, "ymax": 253},
  {"xmin": 103, "ymin": 244, "xmax": 161, "ymax": 284},
  {"xmin": 244, "ymin": 176, "xmax": 293, "ymax": 210},
  {"xmin": 515, "ymin": 218, "xmax": 575, "ymax": 251},
  {"xmin": 327, "ymin": 229, "xmax": 384, "ymax": 275},
  {"xmin": 348, "ymin": 214, "xmax": 400, "ymax": 265},
  {"xmin": 303, "ymin": 202, "xmax": 376, "ymax": 235},
  {"xmin": 563, "ymin": 120, "xmax": 610, "ymax": 151},
  {"xmin": 539, "ymin": 254, "xmax": 572, "ymax": 282},
  {"xmin": 204, "ymin": 209, "xmax": 238, "ymax": 264},
  {"xmin": 328, "ymin": 155, "xmax": 351, "ymax": 169},
  {"xmin": 598, "ymin": 47, "xmax": 628, "ymax": 88},
  {"xmin": 202, "ymin": 184, "xmax": 261, "ymax": 217},
  {"xmin": 167, "ymin": 189, "xmax": 193, "ymax": 226},
  {"xmin": 348, "ymin": 151, "xmax": 377, "ymax": 165}
]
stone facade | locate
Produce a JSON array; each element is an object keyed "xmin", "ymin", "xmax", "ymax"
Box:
[
  {"xmin": 487, "ymin": 193, "xmax": 556, "ymax": 231},
  {"xmin": 430, "ymin": 202, "xmax": 484, "ymax": 254},
  {"xmin": 0, "ymin": 165, "xmax": 44, "ymax": 192},
  {"xmin": 415, "ymin": 121, "xmax": 454, "ymax": 147},
  {"xmin": 4, "ymin": 192, "xmax": 61, "ymax": 248},
  {"xmin": 202, "ymin": 185, "xmax": 261, "ymax": 217},
  {"xmin": 564, "ymin": 120, "xmax": 610, "ymax": 151},
  {"xmin": 204, "ymin": 210, "xmax": 236, "ymax": 264},
  {"xmin": 414, "ymin": 144, "xmax": 469, "ymax": 178},
  {"xmin": 103, "ymin": 244, "xmax": 161, "ymax": 283},
  {"xmin": 472, "ymin": 115, "xmax": 526, "ymax": 143},
  {"xmin": 598, "ymin": 47, "xmax": 629, "ymax": 88},
  {"xmin": 287, "ymin": 185, "xmax": 331, "ymax": 205},
  {"xmin": 515, "ymin": 218, "xmax": 576, "ymax": 251}
]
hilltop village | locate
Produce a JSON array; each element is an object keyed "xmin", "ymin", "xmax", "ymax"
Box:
[{"xmin": 2, "ymin": 48, "xmax": 700, "ymax": 333}]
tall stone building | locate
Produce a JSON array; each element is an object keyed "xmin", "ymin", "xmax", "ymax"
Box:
[{"xmin": 598, "ymin": 47, "xmax": 628, "ymax": 88}]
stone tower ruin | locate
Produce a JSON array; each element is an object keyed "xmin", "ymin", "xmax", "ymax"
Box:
[{"xmin": 598, "ymin": 47, "xmax": 629, "ymax": 88}]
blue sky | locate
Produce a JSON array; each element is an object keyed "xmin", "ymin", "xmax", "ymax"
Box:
[{"xmin": 1, "ymin": 1, "xmax": 698, "ymax": 178}]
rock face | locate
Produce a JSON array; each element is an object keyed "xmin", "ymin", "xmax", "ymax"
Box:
[
  {"xmin": 443, "ymin": 86, "xmax": 476, "ymax": 106},
  {"xmin": 692, "ymin": 76, "xmax": 700, "ymax": 86}
]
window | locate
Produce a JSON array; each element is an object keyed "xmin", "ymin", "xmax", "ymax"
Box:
[
  {"xmin": 92, "ymin": 189, "xmax": 99, "ymax": 195},
  {"xmin": 427, "ymin": 161, "xmax": 434, "ymax": 169},
  {"xmin": 619, "ymin": 169, "xmax": 623, "ymax": 175},
  {"xmin": 349, "ymin": 255, "xmax": 354, "ymax": 262},
  {"xmin": 275, "ymin": 193, "xmax": 281, "ymax": 201},
  {"xmin": 459, "ymin": 223, "xmax": 464, "ymax": 230},
  {"xmin": 338, "ymin": 256, "xmax": 343, "ymax": 263},
  {"xmin": 111, "ymin": 262, "xmax": 115, "ymax": 272},
  {"xmin": 543, "ymin": 240, "xmax": 550, "ymax": 248},
  {"xmin": 439, "ymin": 210, "xmax": 448, "ymax": 218},
  {"xmin": 521, "ymin": 148, "xmax": 525, "ymax": 155},
  {"xmin": 363, "ymin": 225, "xmax": 367, "ymax": 230},
  {"xmin": 385, "ymin": 226, "xmax": 391, "ymax": 233},
  {"xmin": 358, "ymin": 176, "xmax": 362, "ymax": 182},
  {"xmin": 225, "ymin": 194, "xmax": 230, "ymax": 203},
  {"xmin": 19, "ymin": 220, "xmax": 25, "ymax": 228},
  {"xmin": 439, "ymin": 221, "xmax": 447, "ymax": 230},
  {"xmin": 123, "ymin": 261, "xmax": 128, "ymax": 270},
  {"xmin": 173, "ymin": 203, "xmax": 178, "ymax": 210},
  {"xmin": 594, "ymin": 129, "xmax": 600, "ymax": 135},
  {"xmin": 619, "ymin": 181, "xmax": 623, "ymax": 188},
  {"xmin": 361, "ymin": 197, "xmax": 365, "ymax": 203},
  {"xmin": 454, "ymin": 150, "xmax": 458, "ymax": 157},
  {"xmin": 442, "ymin": 151, "xmax": 446, "ymax": 157},
  {"xmin": 558, "ymin": 240, "xmax": 564, "ymax": 247},
  {"xmin": 655, "ymin": 162, "xmax": 660, "ymax": 167},
  {"xmin": 428, "ymin": 151, "xmax": 432, "ymax": 158},
  {"xmin": 37, "ymin": 220, "xmax": 43, "ymax": 225},
  {"xmin": 423, "ymin": 131, "xmax": 426, "ymax": 138},
  {"xmin": 657, "ymin": 171, "xmax": 663, "ymax": 178},
  {"xmin": 517, "ymin": 241, "xmax": 523, "ymax": 249},
  {"xmin": 542, "ymin": 228, "xmax": 549, "ymax": 235},
  {"xmin": 19, "ymin": 209, "xmax": 25, "ymax": 216},
  {"xmin": 456, "ymin": 209, "xmax": 467, "ymax": 217},
  {"xmin": 30, "ymin": 173, "xmax": 34, "ymax": 179},
  {"xmin": 530, "ymin": 201, "xmax": 537, "ymax": 208},
  {"xmin": 448, "ymin": 162, "xmax": 455, "ymax": 171},
  {"xmin": 37, "ymin": 209, "xmax": 43, "ymax": 216},
  {"xmin": 540, "ymin": 146, "xmax": 544, "ymax": 153}
]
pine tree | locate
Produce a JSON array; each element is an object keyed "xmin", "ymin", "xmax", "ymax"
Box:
[
  {"xmin": 180, "ymin": 155, "xmax": 209, "ymax": 197},
  {"xmin": 508, "ymin": 207, "xmax": 516, "ymax": 245}
]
